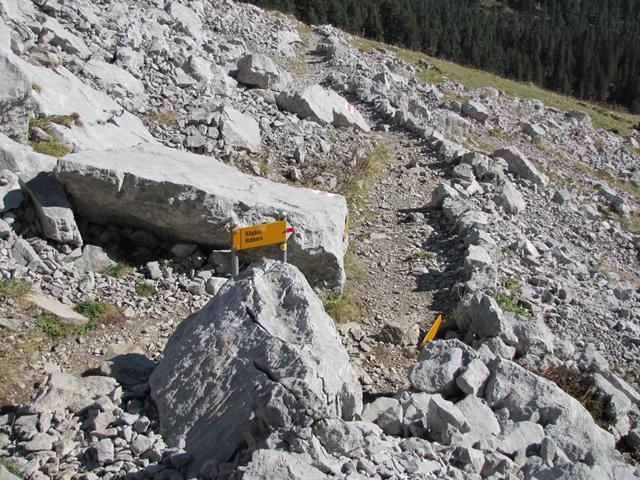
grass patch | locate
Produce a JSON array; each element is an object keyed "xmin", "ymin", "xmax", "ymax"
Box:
[
  {"xmin": 323, "ymin": 291, "xmax": 361, "ymax": 324},
  {"xmin": 30, "ymin": 140, "xmax": 71, "ymax": 157},
  {"xmin": 147, "ymin": 110, "xmax": 178, "ymax": 127},
  {"xmin": 496, "ymin": 276, "xmax": 531, "ymax": 316},
  {"xmin": 0, "ymin": 458, "xmax": 22, "ymax": 477},
  {"xmin": 0, "ymin": 278, "xmax": 31, "ymax": 302},
  {"xmin": 340, "ymin": 141, "xmax": 392, "ymax": 208},
  {"xmin": 535, "ymin": 366, "xmax": 610, "ymax": 430},
  {"xmin": 344, "ymin": 246, "xmax": 367, "ymax": 285},
  {"xmin": 135, "ymin": 280, "xmax": 156, "ymax": 297},
  {"xmin": 31, "ymin": 82, "xmax": 42, "ymax": 93},
  {"xmin": 351, "ymin": 37, "xmax": 640, "ymax": 136},
  {"xmin": 37, "ymin": 301, "xmax": 122, "ymax": 339},
  {"xmin": 101, "ymin": 262, "xmax": 133, "ymax": 279},
  {"xmin": 464, "ymin": 134, "xmax": 495, "ymax": 154}
]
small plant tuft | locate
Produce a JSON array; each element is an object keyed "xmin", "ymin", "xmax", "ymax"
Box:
[
  {"xmin": 37, "ymin": 300, "xmax": 122, "ymax": 339},
  {"xmin": 31, "ymin": 82, "xmax": 42, "ymax": 93},
  {"xmin": 29, "ymin": 140, "xmax": 71, "ymax": 158},
  {"xmin": 135, "ymin": 280, "xmax": 156, "ymax": 297},
  {"xmin": 323, "ymin": 292, "xmax": 361, "ymax": 324},
  {"xmin": 0, "ymin": 278, "xmax": 31, "ymax": 302},
  {"xmin": 102, "ymin": 262, "xmax": 133, "ymax": 279},
  {"xmin": 495, "ymin": 276, "xmax": 531, "ymax": 316}
]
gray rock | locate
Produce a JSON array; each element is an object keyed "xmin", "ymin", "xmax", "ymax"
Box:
[
  {"xmin": 146, "ymin": 261, "xmax": 162, "ymax": 280},
  {"xmin": 74, "ymin": 245, "xmax": 116, "ymax": 273},
  {"xmin": 0, "ymin": 133, "xmax": 56, "ymax": 177},
  {"xmin": 497, "ymin": 421, "xmax": 544, "ymax": 455},
  {"xmin": 26, "ymin": 291, "xmax": 87, "ymax": 325},
  {"xmin": 11, "ymin": 237, "xmax": 44, "ymax": 268},
  {"xmin": 149, "ymin": 260, "xmax": 362, "ymax": 475},
  {"xmin": 205, "ymin": 277, "xmax": 227, "ymax": 296},
  {"xmin": 493, "ymin": 147, "xmax": 548, "ymax": 186},
  {"xmin": 361, "ymin": 397, "xmax": 403, "ymax": 435},
  {"xmin": 31, "ymin": 370, "xmax": 117, "ymax": 413},
  {"xmin": 427, "ymin": 395, "xmax": 469, "ymax": 434},
  {"xmin": 377, "ymin": 315, "xmax": 420, "ymax": 346},
  {"xmin": 464, "ymin": 245, "xmax": 493, "ymax": 274},
  {"xmin": 19, "ymin": 172, "xmax": 82, "ymax": 246},
  {"xmin": 0, "ymin": 169, "xmax": 23, "ymax": 212},
  {"xmin": 277, "ymin": 84, "xmax": 370, "ymax": 132},
  {"xmin": 461, "ymin": 100, "xmax": 490, "ymax": 123},
  {"xmin": 94, "ymin": 438, "xmax": 115, "ymax": 464},
  {"xmin": 409, "ymin": 340, "xmax": 475, "ymax": 396},
  {"xmin": 242, "ymin": 449, "xmax": 328, "ymax": 480},
  {"xmin": 456, "ymin": 394, "xmax": 500, "ymax": 443},
  {"xmin": 23, "ymin": 432, "xmax": 54, "ymax": 451},
  {"xmin": 523, "ymin": 123, "xmax": 545, "ymax": 139},
  {"xmin": 484, "ymin": 359, "xmax": 615, "ymax": 464},
  {"xmin": 56, "ymin": 145, "xmax": 349, "ymax": 289},
  {"xmin": 0, "ymin": 51, "xmax": 31, "ymax": 143},
  {"xmin": 498, "ymin": 180, "xmax": 525, "ymax": 214},
  {"xmin": 170, "ymin": 243, "xmax": 197, "ymax": 257},
  {"xmin": 456, "ymin": 358, "xmax": 490, "ymax": 396},
  {"xmin": 217, "ymin": 105, "xmax": 261, "ymax": 153},
  {"xmin": 455, "ymin": 293, "xmax": 507, "ymax": 337},
  {"xmin": 237, "ymin": 53, "xmax": 293, "ymax": 91},
  {"xmin": 41, "ymin": 18, "xmax": 92, "ymax": 59}
]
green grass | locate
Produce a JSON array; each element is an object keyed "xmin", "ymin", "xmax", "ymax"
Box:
[
  {"xmin": 340, "ymin": 141, "xmax": 393, "ymax": 208},
  {"xmin": 101, "ymin": 262, "xmax": 134, "ymax": 279},
  {"xmin": 28, "ymin": 114, "xmax": 81, "ymax": 158},
  {"xmin": 37, "ymin": 300, "xmax": 122, "ymax": 339},
  {"xmin": 0, "ymin": 458, "xmax": 21, "ymax": 477},
  {"xmin": 0, "ymin": 278, "xmax": 31, "ymax": 302},
  {"xmin": 135, "ymin": 280, "xmax": 156, "ymax": 297},
  {"xmin": 495, "ymin": 276, "xmax": 531, "ymax": 316},
  {"xmin": 352, "ymin": 37, "xmax": 640, "ymax": 136},
  {"xmin": 323, "ymin": 291, "xmax": 361, "ymax": 324},
  {"xmin": 29, "ymin": 140, "xmax": 71, "ymax": 157}
]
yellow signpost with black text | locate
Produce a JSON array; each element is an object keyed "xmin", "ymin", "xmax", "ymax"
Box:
[
  {"xmin": 232, "ymin": 220, "xmax": 287, "ymax": 251},
  {"xmin": 230, "ymin": 216, "xmax": 294, "ymax": 276}
]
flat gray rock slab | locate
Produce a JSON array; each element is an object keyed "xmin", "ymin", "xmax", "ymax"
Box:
[
  {"xmin": 27, "ymin": 291, "xmax": 87, "ymax": 325},
  {"xmin": 55, "ymin": 144, "xmax": 349, "ymax": 289}
]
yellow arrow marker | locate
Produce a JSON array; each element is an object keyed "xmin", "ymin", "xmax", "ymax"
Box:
[{"xmin": 421, "ymin": 314, "xmax": 443, "ymax": 347}]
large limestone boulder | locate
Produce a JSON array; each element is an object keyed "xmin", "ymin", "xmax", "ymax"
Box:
[
  {"xmin": 149, "ymin": 260, "xmax": 362, "ymax": 475},
  {"xmin": 237, "ymin": 53, "xmax": 293, "ymax": 91},
  {"xmin": 55, "ymin": 145, "xmax": 349, "ymax": 288},
  {"xmin": 277, "ymin": 84, "xmax": 370, "ymax": 132}
]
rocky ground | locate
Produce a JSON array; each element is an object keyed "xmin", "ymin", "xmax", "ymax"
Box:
[{"xmin": 0, "ymin": 0, "xmax": 640, "ymax": 478}]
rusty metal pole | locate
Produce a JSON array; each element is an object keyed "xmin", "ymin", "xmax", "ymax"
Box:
[{"xmin": 230, "ymin": 220, "xmax": 239, "ymax": 277}]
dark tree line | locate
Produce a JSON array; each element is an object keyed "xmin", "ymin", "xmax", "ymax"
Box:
[{"xmin": 241, "ymin": 0, "xmax": 640, "ymax": 113}]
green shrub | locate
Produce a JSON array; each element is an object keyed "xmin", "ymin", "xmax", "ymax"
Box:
[{"xmin": 29, "ymin": 140, "xmax": 71, "ymax": 158}]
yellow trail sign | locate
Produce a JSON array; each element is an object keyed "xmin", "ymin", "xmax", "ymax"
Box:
[
  {"xmin": 421, "ymin": 314, "xmax": 443, "ymax": 347},
  {"xmin": 232, "ymin": 220, "xmax": 287, "ymax": 251}
]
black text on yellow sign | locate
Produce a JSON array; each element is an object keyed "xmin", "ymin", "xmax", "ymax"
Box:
[{"xmin": 232, "ymin": 220, "xmax": 287, "ymax": 251}]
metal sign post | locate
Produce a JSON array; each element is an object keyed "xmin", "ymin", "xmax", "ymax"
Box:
[
  {"xmin": 230, "ymin": 221, "xmax": 239, "ymax": 277},
  {"xmin": 279, "ymin": 211, "xmax": 287, "ymax": 264}
]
